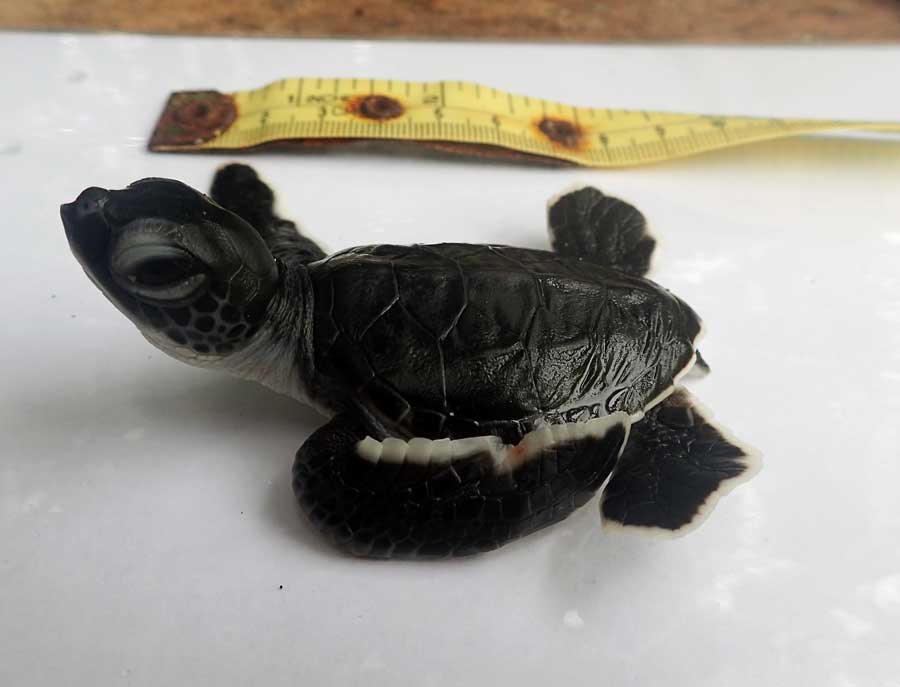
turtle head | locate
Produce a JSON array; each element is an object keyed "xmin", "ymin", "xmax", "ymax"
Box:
[{"xmin": 61, "ymin": 177, "xmax": 278, "ymax": 363}]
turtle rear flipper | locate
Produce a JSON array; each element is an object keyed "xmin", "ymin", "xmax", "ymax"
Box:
[
  {"xmin": 548, "ymin": 186, "xmax": 656, "ymax": 276},
  {"xmin": 601, "ymin": 388, "xmax": 760, "ymax": 536}
]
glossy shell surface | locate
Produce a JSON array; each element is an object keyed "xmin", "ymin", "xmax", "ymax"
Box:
[{"xmin": 308, "ymin": 243, "xmax": 701, "ymax": 440}]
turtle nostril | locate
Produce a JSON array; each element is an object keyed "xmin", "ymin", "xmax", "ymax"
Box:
[
  {"xmin": 61, "ymin": 187, "xmax": 109, "ymax": 228},
  {"xmin": 73, "ymin": 187, "xmax": 108, "ymax": 218}
]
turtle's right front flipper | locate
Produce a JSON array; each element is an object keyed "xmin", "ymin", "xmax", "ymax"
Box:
[
  {"xmin": 601, "ymin": 388, "xmax": 760, "ymax": 536},
  {"xmin": 293, "ymin": 412, "xmax": 630, "ymax": 559},
  {"xmin": 210, "ymin": 163, "xmax": 326, "ymax": 266}
]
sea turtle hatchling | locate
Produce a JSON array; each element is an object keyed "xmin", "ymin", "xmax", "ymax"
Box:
[{"xmin": 62, "ymin": 164, "xmax": 760, "ymax": 559}]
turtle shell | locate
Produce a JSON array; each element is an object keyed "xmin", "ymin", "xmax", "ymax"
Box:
[{"xmin": 307, "ymin": 243, "xmax": 701, "ymax": 440}]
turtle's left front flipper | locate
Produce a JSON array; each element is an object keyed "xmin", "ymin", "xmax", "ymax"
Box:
[{"xmin": 601, "ymin": 388, "xmax": 760, "ymax": 536}]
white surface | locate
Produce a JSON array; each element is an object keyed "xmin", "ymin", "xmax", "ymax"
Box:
[{"xmin": 2, "ymin": 33, "xmax": 900, "ymax": 687}]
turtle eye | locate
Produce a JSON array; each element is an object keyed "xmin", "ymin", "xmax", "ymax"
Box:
[
  {"xmin": 131, "ymin": 254, "xmax": 194, "ymax": 286},
  {"xmin": 111, "ymin": 244, "xmax": 207, "ymax": 302},
  {"xmin": 114, "ymin": 245, "xmax": 197, "ymax": 286}
]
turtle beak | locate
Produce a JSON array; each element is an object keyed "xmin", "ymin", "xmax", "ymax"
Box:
[
  {"xmin": 61, "ymin": 186, "xmax": 128, "ymax": 309},
  {"xmin": 61, "ymin": 186, "xmax": 112, "ymax": 273}
]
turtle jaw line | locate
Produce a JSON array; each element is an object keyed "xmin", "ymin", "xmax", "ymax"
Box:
[{"xmin": 139, "ymin": 327, "xmax": 217, "ymax": 366}]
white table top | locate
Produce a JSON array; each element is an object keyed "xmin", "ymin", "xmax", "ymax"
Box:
[{"xmin": 2, "ymin": 32, "xmax": 899, "ymax": 686}]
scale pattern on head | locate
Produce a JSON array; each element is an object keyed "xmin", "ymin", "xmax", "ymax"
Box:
[
  {"xmin": 62, "ymin": 177, "xmax": 279, "ymax": 363},
  {"xmin": 134, "ymin": 281, "xmax": 261, "ymax": 357}
]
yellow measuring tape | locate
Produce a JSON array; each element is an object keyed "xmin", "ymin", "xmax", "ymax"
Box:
[{"xmin": 149, "ymin": 78, "xmax": 900, "ymax": 167}]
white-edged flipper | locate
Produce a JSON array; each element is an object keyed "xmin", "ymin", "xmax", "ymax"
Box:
[
  {"xmin": 293, "ymin": 412, "xmax": 631, "ymax": 558},
  {"xmin": 548, "ymin": 186, "xmax": 656, "ymax": 276},
  {"xmin": 601, "ymin": 387, "xmax": 760, "ymax": 537}
]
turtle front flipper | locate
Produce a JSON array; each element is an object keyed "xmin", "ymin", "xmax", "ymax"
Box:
[
  {"xmin": 293, "ymin": 412, "xmax": 630, "ymax": 559},
  {"xmin": 210, "ymin": 163, "xmax": 326, "ymax": 266},
  {"xmin": 601, "ymin": 388, "xmax": 760, "ymax": 536},
  {"xmin": 548, "ymin": 186, "xmax": 656, "ymax": 276}
]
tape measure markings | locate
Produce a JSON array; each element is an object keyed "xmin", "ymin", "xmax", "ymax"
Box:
[{"xmin": 148, "ymin": 77, "xmax": 900, "ymax": 166}]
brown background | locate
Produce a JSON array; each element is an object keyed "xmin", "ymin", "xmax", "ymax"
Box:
[{"xmin": 3, "ymin": 0, "xmax": 900, "ymax": 41}]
